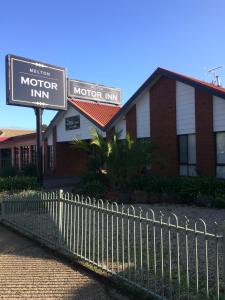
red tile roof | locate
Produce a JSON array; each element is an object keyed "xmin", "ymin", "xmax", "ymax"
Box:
[
  {"xmin": 0, "ymin": 137, "xmax": 9, "ymax": 142},
  {"xmin": 69, "ymin": 99, "xmax": 121, "ymax": 127}
]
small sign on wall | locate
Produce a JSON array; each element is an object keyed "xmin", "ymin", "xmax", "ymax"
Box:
[
  {"xmin": 6, "ymin": 54, "xmax": 67, "ymax": 110},
  {"xmin": 65, "ymin": 115, "xmax": 80, "ymax": 130}
]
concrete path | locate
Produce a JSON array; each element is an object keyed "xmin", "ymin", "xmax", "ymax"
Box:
[{"xmin": 0, "ymin": 225, "xmax": 119, "ymax": 299}]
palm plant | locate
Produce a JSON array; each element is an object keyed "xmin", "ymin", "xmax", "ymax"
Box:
[
  {"xmin": 71, "ymin": 128, "xmax": 110, "ymax": 174},
  {"xmin": 71, "ymin": 128, "xmax": 158, "ymax": 190},
  {"xmin": 107, "ymin": 134, "xmax": 156, "ymax": 190}
]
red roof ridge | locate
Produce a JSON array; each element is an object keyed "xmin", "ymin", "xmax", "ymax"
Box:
[
  {"xmin": 69, "ymin": 98, "xmax": 121, "ymax": 107},
  {"xmin": 158, "ymin": 67, "xmax": 225, "ymax": 93}
]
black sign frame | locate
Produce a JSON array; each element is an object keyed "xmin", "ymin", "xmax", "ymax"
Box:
[
  {"xmin": 6, "ymin": 54, "xmax": 67, "ymax": 111},
  {"xmin": 65, "ymin": 115, "xmax": 80, "ymax": 130},
  {"xmin": 68, "ymin": 79, "xmax": 121, "ymax": 105}
]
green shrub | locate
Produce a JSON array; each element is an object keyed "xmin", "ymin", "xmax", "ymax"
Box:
[
  {"xmin": 0, "ymin": 176, "xmax": 39, "ymax": 192},
  {"xmin": 212, "ymin": 196, "xmax": 225, "ymax": 209},
  {"xmin": 74, "ymin": 179, "xmax": 106, "ymax": 199},
  {"xmin": 129, "ymin": 175, "xmax": 225, "ymax": 207},
  {"xmin": 80, "ymin": 171, "xmax": 109, "ymax": 187},
  {"xmin": 0, "ymin": 166, "xmax": 18, "ymax": 177},
  {"xmin": 23, "ymin": 164, "xmax": 37, "ymax": 177}
]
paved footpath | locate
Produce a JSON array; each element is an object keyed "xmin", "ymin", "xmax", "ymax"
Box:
[{"xmin": 0, "ymin": 225, "xmax": 123, "ymax": 300}]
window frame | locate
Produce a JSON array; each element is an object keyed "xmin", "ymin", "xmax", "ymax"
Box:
[
  {"xmin": 215, "ymin": 131, "xmax": 225, "ymax": 178},
  {"xmin": 178, "ymin": 134, "xmax": 197, "ymax": 176},
  {"xmin": 20, "ymin": 146, "xmax": 29, "ymax": 169}
]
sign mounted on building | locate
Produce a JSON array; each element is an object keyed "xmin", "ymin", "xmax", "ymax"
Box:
[
  {"xmin": 65, "ymin": 115, "xmax": 80, "ymax": 130},
  {"xmin": 6, "ymin": 54, "xmax": 67, "ymax": 110},
  {"xmin": 68, "ymin": 79, "xmax": 121, "ymax": 105}
]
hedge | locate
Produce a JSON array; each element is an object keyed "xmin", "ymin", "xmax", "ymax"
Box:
[
  {"xmin": 129, "ymin": 175, "xmax": 225, "ymax": 208},
  {"xmin": 0, "ymin": 176, "xmax": 39, "ymax": 192}
]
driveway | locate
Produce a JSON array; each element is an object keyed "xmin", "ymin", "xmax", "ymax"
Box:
[{"xmin": 0, "ymin": 225, "xmax": 125, "ymax": 299}]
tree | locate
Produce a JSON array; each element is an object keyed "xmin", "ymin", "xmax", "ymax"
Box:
[{"xmin": 41, "ymin": 124, "xmax": 48, "ymax": 132}]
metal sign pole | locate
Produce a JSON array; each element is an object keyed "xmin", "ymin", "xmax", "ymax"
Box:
[{"xmin": 35, "ymin": 107, "xmax": 43, "ymax": 186}]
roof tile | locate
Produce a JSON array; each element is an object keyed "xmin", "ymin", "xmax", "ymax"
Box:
[{"xmin": 69, "ymin": 99, "xmax": 121, "ymax": 127}]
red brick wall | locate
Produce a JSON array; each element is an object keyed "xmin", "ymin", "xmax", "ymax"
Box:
[
  {"xmin": 55, "ymin": 142, "xmax": 88, "ymax": 176},
  {"xmin": 126, "ymin": 104, "xmax": 137, "ymax": 139},
  {"xmin": 195, "ymin": 89, "xmax": 215, "ymax": 176},
  {"xmin": 150, "ymin": 76, "xmax": 178, "ymax": 176}
]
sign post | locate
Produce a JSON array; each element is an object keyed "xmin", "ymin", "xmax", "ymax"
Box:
[
  {"xmin": 35, "ymin": 108, "xmax": 43, "ymax": 185},
  {"xmin": 6, "ymin": 54, "xmax": 67, "ymax": 186}
]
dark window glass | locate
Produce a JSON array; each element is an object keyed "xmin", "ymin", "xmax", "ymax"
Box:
[
  {"xmin": 216, "ymin": 132, "xmax": 225, "ymax": 178},
  {"xmin": 0, "ymin": 149, "xmax": 11, "ymax": 169},
  {"xmin": 178, "ymin": 134, "xmax": 196, "ymax": 176},
  {"xmin": 179, "ymin": 135, "xmax": 188, "ymax": 164},
  {"xmin": 31, "ymin": 145, "xmax": 37, "ymax": 164},
  {"xmin": 21, "ymin": 146, "xmax": 29, "ymax": 169},
  {"xmin": 14, "ymin": 147, "xmax": 19, "ymax": 169}
]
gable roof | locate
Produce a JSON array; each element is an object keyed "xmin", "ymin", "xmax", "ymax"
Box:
[
  {"xmin": 44, "ymin": 99, "xmax": 121, "ymax": 138},
  {"xmin": 106, "ymin": 67, "xmax": 225, "ymax": 130},
  {"xmin": 69, "ymin": 99, "xmax": 120, "ymax": 127}
]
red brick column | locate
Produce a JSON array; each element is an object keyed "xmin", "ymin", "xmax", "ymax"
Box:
[
  {"xmin": 126, "ymin": 104, "xmax": 137, "ymax": 140},
  {"xmin": 195, "ymin": 90, "xmax": 215, "ymax": 176},
  {"xmin": 150, "ymin": 76, "xmax": 178, "ymax": 176}
]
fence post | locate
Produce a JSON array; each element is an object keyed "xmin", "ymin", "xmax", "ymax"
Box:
[
  {"xmin": 1, "ymin": 200, "xmax": 5, "ymax": 222},
  {"xmin": 58, "ymin": 189, "xmax": 64, "ymax": 247},
  {"xmin": 222, "ymin": 221, "xmax": 225, "ymax": 293}
]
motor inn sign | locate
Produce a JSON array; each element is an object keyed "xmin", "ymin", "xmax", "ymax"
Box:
[
  {"xmin": 6, "ymin": 54, "xmax": 67, "ymax": 110},
  {"xmin": 68, "ymin": 79, "xmax": 121, "ymax": 105}
]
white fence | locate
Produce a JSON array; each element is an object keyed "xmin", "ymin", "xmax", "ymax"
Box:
[{"xmin": 1, "ymin": 190, "xmax": 224, "ymax": 299}]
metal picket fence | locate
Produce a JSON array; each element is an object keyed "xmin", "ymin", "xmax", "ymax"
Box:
[{"xmin": 1, "ymin": 190, "xmax": 224, "ymax": 299}]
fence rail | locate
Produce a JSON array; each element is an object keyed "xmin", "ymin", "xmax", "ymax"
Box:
[{"xmin": 1, "ymin": 190, "xmax": 224, "ymax": 300}]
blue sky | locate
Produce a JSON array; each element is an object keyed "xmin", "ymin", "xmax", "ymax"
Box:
[{"xmin": 0, "ymin": 0, "xmax": 225, "ymax": 129}]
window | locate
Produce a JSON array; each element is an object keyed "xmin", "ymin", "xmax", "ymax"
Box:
[
  {"xmin": 30, "ymin": 145, "xmax": 37, "ymax": 165},
  {"xmin": 21, "ymin": 146, "xmax": 29, "ymax": 169},
  {"xmin": 178, "ymin": 134, "xmax": 197, "ymax": 176},
  {"xmin": 47, "ymin": 145, "xmax": 54, "ymax": 170},
  {"xmin": 216, "ymin": 132, "xmax": 225, "ymax": 178},
  {"xmin": 1, "ymin": 149, "xmax": 11, "ymax": 169},
  {"xmin": 14, "ymin": 147, "xmax": 19, "ymax": 169}
]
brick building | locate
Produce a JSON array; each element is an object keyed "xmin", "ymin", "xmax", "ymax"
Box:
[
  {"xmin": 2, "ymin": 67, "xmax": 225, "ymax": 179},
  {"xmin": 0, "ymin": 131, "xmax": 37, "ymax": 171},
  {"xmin": 44, "ymin": 67, "xmax": 225, "ymax": 179},
  {"xmin": 43, "ymin": 100, "xmax": 120, "ymax": 177}
]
